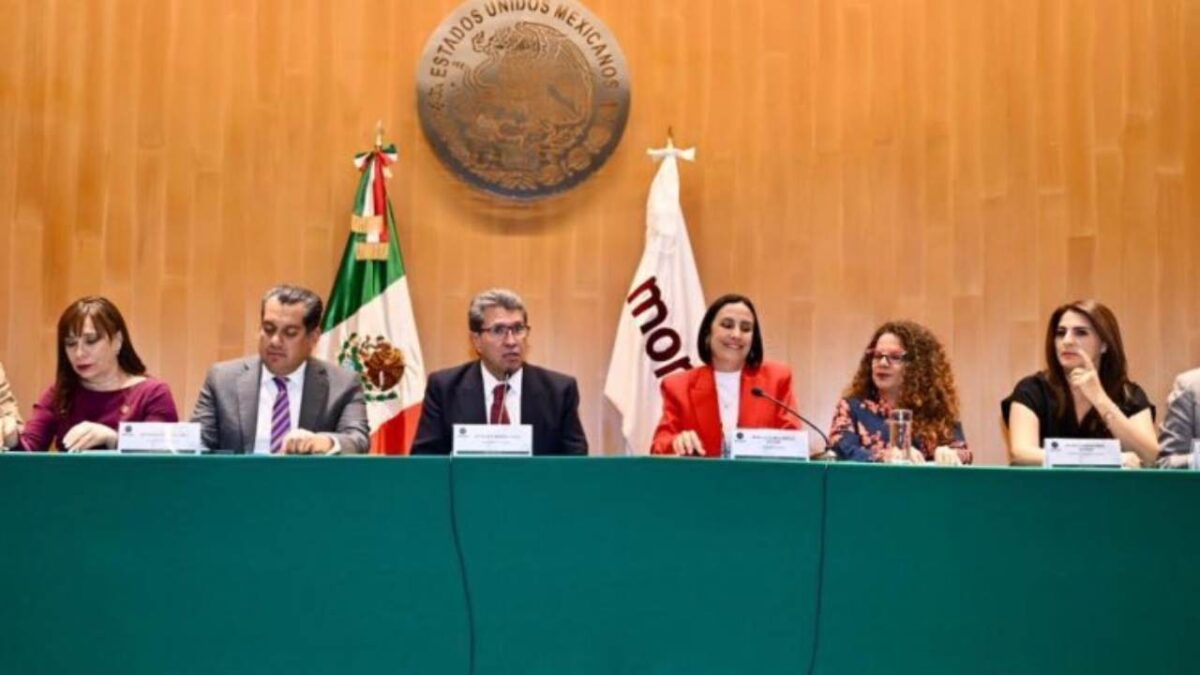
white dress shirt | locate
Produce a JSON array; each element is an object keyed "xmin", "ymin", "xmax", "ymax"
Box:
[
  {"xmin": 253, "ymin": 362, "xmax": 306, "ymax": 454},
  {"xmin": 481, "ymin": 363, "xmax": 523, "ymax": 425},
  {"xmin": 251, "ymin": 361, "xmax": 344, "ymax": 455},
  {"xmin": 714, "ymin": 369, "xmax": 742, "ymax": 450}
]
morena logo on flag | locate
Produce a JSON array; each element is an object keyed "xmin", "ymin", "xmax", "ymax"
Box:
[{"xmin": 624, "ymin": 275, "xmax": 693, "ymax": 380}]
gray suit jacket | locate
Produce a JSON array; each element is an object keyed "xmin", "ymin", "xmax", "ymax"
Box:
[
  {"xmin": 191, "ymin": 356, "xmax": 369, "ymax": 454},
  {"xmin": 1158, "ymin": 367, "xmax": 1200, "ymax": 468}
]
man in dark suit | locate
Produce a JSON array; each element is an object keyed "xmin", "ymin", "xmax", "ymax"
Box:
[
  {"xmin": 412, "ymin": 288, "xmax": 588, "ymax": 455},
  {"xmin": 191, "ymin": 285, "xmax": 369, "ymax": 454}
]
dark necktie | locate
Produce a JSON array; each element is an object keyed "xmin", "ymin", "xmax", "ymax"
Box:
[{"xmin": 490, "ymin": 384, "xmax": 510, "ymax": 425}]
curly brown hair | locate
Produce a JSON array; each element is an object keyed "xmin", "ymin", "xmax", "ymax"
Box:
[{"xmin": 843, "ymin": 320, "xmax": 962, "ymax": 450}]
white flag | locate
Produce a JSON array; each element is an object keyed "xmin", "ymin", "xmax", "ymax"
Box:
[{"xmin": 603, "ymin": 139, "xmax": 707, "ymax": 455}]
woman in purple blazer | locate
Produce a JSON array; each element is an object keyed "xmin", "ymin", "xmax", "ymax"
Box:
[{"xmin": 20, "ymin": 297, "xmax": 178, "ymax": 451}]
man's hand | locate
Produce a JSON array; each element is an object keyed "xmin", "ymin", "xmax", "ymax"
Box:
[{"xmin": 281, "ymin": 429, "xmax": 335, "ymax": 455}]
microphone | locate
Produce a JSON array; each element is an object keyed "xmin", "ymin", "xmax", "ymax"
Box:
[{"xmin": 750, "ymin": 387, "xmax": 832, "ymax": 451}]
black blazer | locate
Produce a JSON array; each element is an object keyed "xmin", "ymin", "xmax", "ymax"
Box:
[{"xmin": 412, "ymin": 361, "xmax": 588, "ymax": 456}]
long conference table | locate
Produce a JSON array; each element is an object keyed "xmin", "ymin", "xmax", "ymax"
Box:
[{"xmin": 0, "ymin": 454, "xmax": 1196, "ymax": 675}]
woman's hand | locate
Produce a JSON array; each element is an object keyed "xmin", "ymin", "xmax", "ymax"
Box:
[
  {"xmin": 1120, "ymin": 451, "xmax": 1142, "ymax": 469},
  {"xmin": 933, "ymin": 445, "xmax": 963, "ymax": 466},
  {"xmin": 1068, "ymin": 350, "xmax": 1108, "ymax": 408},
  {"xmin": 670, "ymin": 430, "xmax": 705, "ymax": 456},
  {"xmin": 62, "ymin": 421, "xmax": 118, "ymax": 451},
  {"xmin": 882, "ymin": 447, "xmax": 925, "ymax": 464}
]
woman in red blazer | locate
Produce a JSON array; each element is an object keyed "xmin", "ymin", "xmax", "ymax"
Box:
[{"xmin": 650, "ymin": 294, "xmax": 800, "ymax": 456}]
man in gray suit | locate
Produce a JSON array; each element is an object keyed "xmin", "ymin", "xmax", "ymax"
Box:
[
  {"xmin": 191, "ymin": 285, "xmax": 369, "ymax": 454},
  {"xmin": 1158, "ymin": 367, "xmax": 1200, "ymax": 468}
]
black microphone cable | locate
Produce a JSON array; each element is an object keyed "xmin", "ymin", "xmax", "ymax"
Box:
[
  {"xmin": 804, "ymin": 464, "xmax": 830, "ymax": 675},
  {"xmin": 750, "ymin": 386, "xmax": 834, "ymax": 452},
  {"xmin": 447, "ymin": 456, "xmax": 477, "ymax": 675}
]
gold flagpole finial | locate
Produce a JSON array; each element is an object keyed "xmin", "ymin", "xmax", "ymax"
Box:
[
  {"xmin": 667, "ymin": 125, "xmax": 675, "ymax": 146},
  {"xmin": 375, "ymin": 120, "xmax": 384, "ymax": 149}
]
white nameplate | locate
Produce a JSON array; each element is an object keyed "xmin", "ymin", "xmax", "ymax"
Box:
[
  {"xmin": 117, "ymin": 422, "xmax": 204, "ymax": 454},
  {"xmin": 1190, "ymin": 440, "xmax": 1200, "ymax": 470},
  {"xmin": 1043, "ymin": 438, "xmax": 1121, "ymax": 467},
  {"xmin": 729, "ymin": 429, "xmax": 810, "ymax": 461},
  {"xmin": 452, "ymin": 424, "xmax": 533, "ymax": 457}
]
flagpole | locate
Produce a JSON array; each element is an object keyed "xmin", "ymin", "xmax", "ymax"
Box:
[
  {"xmin": 319, "ymin": 126, "xmax": 428, "ymax": 454},
  {"xmin": 604, "ymin": 132, "xmax": 704, "ymax": 454}
]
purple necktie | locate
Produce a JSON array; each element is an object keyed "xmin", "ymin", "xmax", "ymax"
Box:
[{"xmin": 269, "ymin": 376, "xmax": 291, "ymax": 454}]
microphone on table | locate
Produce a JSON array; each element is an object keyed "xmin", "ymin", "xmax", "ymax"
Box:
[{"xmin": 750, "ymin": 387, "xmax": 833, "ymax": 453}]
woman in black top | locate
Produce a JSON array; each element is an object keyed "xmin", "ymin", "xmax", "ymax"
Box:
[{"xmin": 1002, "ymin": 300, "xmax": 1156, "ymax": 467}]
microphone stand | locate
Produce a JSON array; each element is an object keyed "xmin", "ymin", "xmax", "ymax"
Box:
[{"xmin": 750, "ymin": 387, "xmax": 835, "ymax": 459}]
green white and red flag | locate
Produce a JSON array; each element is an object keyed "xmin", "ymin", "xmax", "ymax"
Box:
[{"xmin": 316, "ymin": 141, "xmax": 426, "ymax": 454}]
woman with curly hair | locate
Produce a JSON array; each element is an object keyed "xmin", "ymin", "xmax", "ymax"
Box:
[{"xmin": 827, "ymin": 320, "xmax": 971, "ymax": 465}]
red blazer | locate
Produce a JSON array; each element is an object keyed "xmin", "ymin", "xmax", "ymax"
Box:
[{"xmin": 650, "ymin": 360, "xmax": 801, "ymax": 456}]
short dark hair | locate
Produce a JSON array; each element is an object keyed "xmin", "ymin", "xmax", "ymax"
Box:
[
  {"xmin": 468, "ymin": 288, "xmax": 528, "ymax": 332},
  {"xmin": 697, "ymin": 294, "xmax": 764, "ymax": 368},
  {"xmin": 262, "ymin": 285, "xmax": 324, "ymax": 332}
]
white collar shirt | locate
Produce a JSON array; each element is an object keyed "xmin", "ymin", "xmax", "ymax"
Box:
[{"xmin": 480, "ymin": 363, "xmax": 523, "ymax": 425}]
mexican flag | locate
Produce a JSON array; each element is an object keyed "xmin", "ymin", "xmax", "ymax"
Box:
[{"xmin": 316, "ymin": 143, "xmax": 426, "ymax": 454}]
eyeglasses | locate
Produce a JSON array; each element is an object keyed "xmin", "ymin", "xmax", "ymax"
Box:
[
  {"xmin": 866, "ymin": 349, "xmax": 909, "ymax": 365},
  {"xmin": 477, "ymin": 323, "xmax": 530, "ymax": 339}
]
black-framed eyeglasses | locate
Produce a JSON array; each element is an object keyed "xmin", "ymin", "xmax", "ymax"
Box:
[
  {"xmin": 865, "ymin": 349, "xmax": 909, "ymax": 365},
  {"xmin": 476, "ymin": 323, "xmax": 530, "ymax": 339}
]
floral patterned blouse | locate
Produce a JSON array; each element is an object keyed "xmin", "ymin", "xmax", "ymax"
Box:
[{"xmin": 828, "ymin": 396, "xmax": 972, "ymax": 463}]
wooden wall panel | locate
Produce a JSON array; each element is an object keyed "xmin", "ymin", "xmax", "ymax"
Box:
[{"xmin": 1, "ymin": 0, "xmax": 1197, "ymax": 463}]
